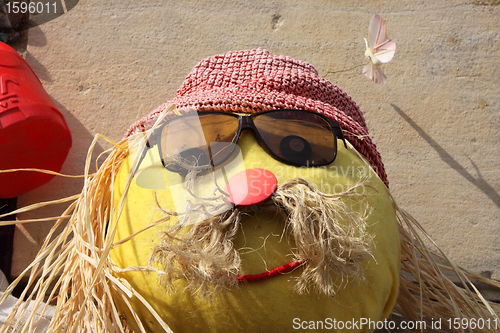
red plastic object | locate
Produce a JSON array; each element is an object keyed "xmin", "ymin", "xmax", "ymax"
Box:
[
  {"xmin": 0, "ymin": 42, "xmax": 72, "ymax": 198},
  {"xmin": 224, "ymin": 168, "xmax": 277, "ymax": 206}
]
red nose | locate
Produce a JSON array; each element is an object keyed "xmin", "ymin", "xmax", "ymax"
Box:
[{"xmin": 224, "ymin": 168, "xmax": 277, "ymax": 206}]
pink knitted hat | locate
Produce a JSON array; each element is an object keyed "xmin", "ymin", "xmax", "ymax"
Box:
[{"xmin": 127, "ymin": 48, "xmax": 388, "ymax": 186}]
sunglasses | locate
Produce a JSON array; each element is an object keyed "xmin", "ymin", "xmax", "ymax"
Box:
[{"xmin": 139, "ymin": 109, "xmax": 346, "ymax": 174}]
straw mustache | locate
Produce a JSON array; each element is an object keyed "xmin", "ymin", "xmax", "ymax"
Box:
[{"xmin": 150, "ymin": 177, "xmax": 374, "ymax": 296}]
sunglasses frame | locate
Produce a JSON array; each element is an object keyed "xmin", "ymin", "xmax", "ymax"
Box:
[{"xmin": 139, "ymin": 109, "xmax": 347, "ymax": 174}]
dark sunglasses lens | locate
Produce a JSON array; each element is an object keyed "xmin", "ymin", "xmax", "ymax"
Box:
[
  {"xmin": 253, "ymin": 111, "xmax": 336, "ymax": 166},
  {"xmin": 160, "ymin": 113, "xmax": 240, "ymax": 171}
]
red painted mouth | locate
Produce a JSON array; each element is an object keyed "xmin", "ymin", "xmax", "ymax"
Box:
[{"xmin": 237, "ymin": 260, "xmax": 306, "ymax": 283}]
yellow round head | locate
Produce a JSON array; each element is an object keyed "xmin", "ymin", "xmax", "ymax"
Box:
[{"xmin": 110, "ymin": 114, "xmax": 400, "ymax": 332}]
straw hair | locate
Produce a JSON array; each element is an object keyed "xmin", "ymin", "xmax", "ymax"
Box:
[
  {"xmin": 0, "ymin": 105, "xmax": 499, "ymax": 332},
  {"xmin": 0, "ymin": 106, "xmax": 178, "ymax": 333}
]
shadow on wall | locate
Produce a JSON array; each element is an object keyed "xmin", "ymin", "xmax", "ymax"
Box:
[
  {"xmin": 390, "ymin": 103, "xmax": 500, "ymax": 210},
  {"xmin": 26, "ymin": 22, "xmax": 48, "ymax": 47},
  {"xmin": 25, "ymin": 51, "xmax": 52, "ymax": 82}
]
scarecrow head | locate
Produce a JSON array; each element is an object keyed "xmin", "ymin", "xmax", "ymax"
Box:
[
  {"xmin": 111, "ymin": 49, "xmax": 400, "ymax": 332},
  {"xmin": 4, "ymin": 48, "xmax": 497, "ymax": 333}
]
